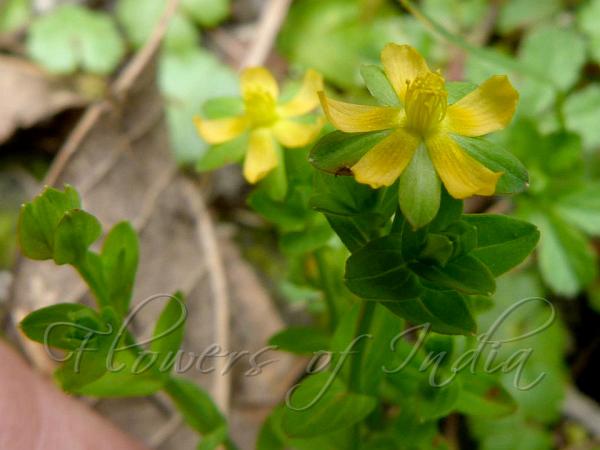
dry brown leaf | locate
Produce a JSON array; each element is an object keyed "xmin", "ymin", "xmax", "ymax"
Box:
[{"xmin": 0, "ymin": 56, "xmax": 84, "ymax": 144}]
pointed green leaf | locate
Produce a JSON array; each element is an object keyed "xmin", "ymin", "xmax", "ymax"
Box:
[
  {"xmin": 101, "ymin": 222, "xmax": 139, "ymax": 317},
  {"xmin": 451, "ymin": 135, "xmax": 528, "ymax": 194},
  {"xmin": 310, "ymin": 130, "xmax": 391, "ymax": 175},
  {"xmin": 53, "ymin": 209, "xmax": 102, "ymax": 265},
  {"xmin": 281, "ymin": 372, "xmax": 377, "ymax": 438},
  {"xmin": 268, "ymin": 326, "xmax": 330, "ymax": 355},
  {"xmin": 399, "ymin": 145, "xmax": 441, "ymax": 229},
  {"xmin": 150, "ymin": 292, "xmax": 187, "ymax": 376},
  {"xmin": 384, "ymin": 288, "xmax": 477, "ymax": 335},
  {"xmin": 18, "ymin": 185, "xmax": 80, "ymax": 260},
  {"xmin": 464, "ymin": 214, "xmax": 539, "ymax": 276},
  {"xmin": 345, "ymin": 235, "xmax": 423, "ymax": 301},
  {"xmin": 360, "ymin": 64, "xmax": 400, "ymax": 107}
]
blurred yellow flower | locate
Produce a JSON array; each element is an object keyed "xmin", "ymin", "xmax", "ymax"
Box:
[
  {"xmin": 319, "ymin": 44, "xmax": 519, "ymax": 199},
  {"xmin": 194, "ymin": 67, "xmax": 325, "ymax": 184}
]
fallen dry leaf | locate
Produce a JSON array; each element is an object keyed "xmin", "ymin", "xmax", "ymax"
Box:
[{"xmin": 0, "ymin": 56, "xmax": 84, "ymax": 144}]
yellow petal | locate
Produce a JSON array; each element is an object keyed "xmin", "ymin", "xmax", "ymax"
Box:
[
  {"xmin": 426, "ymin": 133, "xmax": 501, "ymax": 199},
  {"xmin": 272, "ymin": 118, "xmax": 325, "ymax": 148},
  {"xmin": 319, "ymin": 92, "xmax": 401, "ymax": 133},
  {"xmin": 445, "ymin": 75, "xmax": 518, "ymax": 137},
  {"xmin": 193, "ymin": 115, "xmax": 248, "ymax": 145},
  {"xmin": 243, "ymin": 128, "xmax": 279, "ymax": 183},
  {"xmin": 278, "ymin": 69, "xmax": 324, "ymax": 118},
  {"xmin": 241, "ymin": 67, "xmax": 279, "ymax": 99},
  {"xmin": 351, "ymin": 128, "xmax": 420, "ymax": 188},
  {"xmin": 381, "ymin": 43, "xmax": 430, "ymax": 102}
]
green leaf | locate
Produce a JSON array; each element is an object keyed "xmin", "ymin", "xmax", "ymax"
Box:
[
  {"xmin": 412, "ymin": 254, "xmax": 496, "ymax": 296},
  {"xmin": 53, "ymin": 210, "xmax": 102, "ymax": 265},
  {"xmin": 54, "ymin": 307, "xmax": 120, "ymax": 393},
  {"xmin": 18, "ymin": 185, "xmax": 80, "ymax": 260},
  {"xmin": 247, "ymin": 187, "xmax": 311, "ymax": 232},
  {"xmin": 181, "ymin": 0, "xmax": 230, "ymax": 27},
  {"xmin": 27, "ymin": 5, "xmax": 124, "ymax": 75},
  {"xmin": 360, "ymin": 65, "xmax": 399, "ymax": 107},
  {"xmin": 463, "ymin": 214, "xmax": 540, "ymax": 276},
  {"xmin": 444, "ymin": 221, "xmax": 478, "ymax": 259},
  {"xmin": 309, "ymin": 130, "xmax": 390, "ymax": 175},
  {"xmin": 399, "ymin": 145, "xmax": 441, "ymax": 229},
  {"xmin": 419, "ymin": 234, "xmax": 454, "ymax": 266},
  {"xmin": 73, "ymin": 354, "xmax": 165, "ymax": 396},
  {"xmin": 446, "ymin": 81, "xmax": 477, "ymax": 104},
  {"xmin": 564, "ymin": 85, "xmax": 600, "ymax": 151},
  {"xmin": 257, "ymin": 407, "xmax": 286, "ymax": 450},
  {"xmin": 73, "ymin": 306, "xmax": 165, "ymax": 398},
  {"xmin": 533, "ymin": 211, "xmax": 597, "ymax": 296},
  {"xmin": 197, "ymin": 134, "xmax": 249, "ymax": 172},
  {"xmin": 279, "ymin": 218, "xmax": 333, "ymax": 255},
  {"xmin": 455, "ymin": 373, "xmax": 517, "ymax": 417},
  {"xmin": 359, "ymin": 305, "xmax": 404, "ymax": 395},
  {"xmin": 345, "ymin": 235, "xmax": 423, "ymax": 301},
  {"xmin": 451, "ymin": 135, "xmax": 528, "ymax": 195},
  {"xmin": 416, "ymin": 377, "xmax": 461, "ymax": 421},
  {"xmin": 429, "ymin": 188, "xmax": 463, "ymax": 232},
  {"xmin": 279, "ymin": 0, "xmax": 408, "ymax": 89},
  {"xmin": 519, "ymin": 25, "xmax": 586, "ymax": 92},
  {"xmin": 384, "ymin": 288, "xmax": 477, "ymax": 335},
  {"xmin": 159, "ymin": 48, "xmax": 238, "ymax": 164},
  {"xmin": 578, "ymin": 0, "xmax": 600, "ymax": 38},
  {"xmin": 311, "ymin": 172, "xmax": 396, "ymax": 251},
  {"xmin": 0, "ymin": 0, "xmax": 30, "ymax": 33},
  {"xmin": 281, "ymin": 372, "xmax": 377, "ymax": 438},
  {"xmin": 116, "ymin": 0, "xmax": 198, "ymax": 50},
  {"xmin": 101, "ymin": 222, "xmax": 139, "ymax": 317},
  {"xmin": 556, "ymin": 184, "xmax": 600, "ymax": 235},
  {"xmin": 20, "ymin": 303, "xmax": 102, "ymax": 350},
  {"xmin": 150, "ymin": 292, "xmax": 187, "ymax": 376},
  {"xmin": 197, "ymin": 425, "xmax": 228, "ymax": 450},
  {"xmin": 268, "ymin": 326, "xmax": 330, "ymax": 355},
  {"xmin": 165, "ymin": 377, "xmax": 226, "ymax": 434},
  {"xmin": 498, "ymin": 0, "xmax": 560, "ymax": 34}
]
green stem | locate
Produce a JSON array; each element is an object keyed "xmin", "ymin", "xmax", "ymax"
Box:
[
  {"xmin": 348, "ymin": 301, "xmax": 376, "ymax": 393},
  {"xmin": 164, "ymin": 377, "xmax": 239, "ymax": 450},
  {"xmin": 314, "ymin": 249, "xmax": 338, "ymax": 331},
  {"xmin": 348, "ymin": 301, "xmax": 376, "ymax": 448}
]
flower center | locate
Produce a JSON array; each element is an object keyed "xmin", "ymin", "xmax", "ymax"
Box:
[
  {"xmin": 404, "ymin": 72, "xmax": 448, "ymax": 136},
  {"xmin": 244, "ymin": 89, "xmax": 279, "ymax": 128}
]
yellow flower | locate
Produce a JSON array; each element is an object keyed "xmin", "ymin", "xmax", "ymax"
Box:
[
  {"xmin": 319, "ymin": 44, "xmax": 519, "ymax": 199},
  {"xmin": 194, "ymin": 67, "xmax": 325, "ymax": 184}
]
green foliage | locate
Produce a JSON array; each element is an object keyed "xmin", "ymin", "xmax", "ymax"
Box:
[
  {"xmin": 398, "ymin": 145, "xmax": 441, "ymax": 228},
  {"xmin": 519, "ymin": 25, "xmax": 586, "ymax": 93},
  {"xmin": 27, "ymin": 5, "xmax": 125, "ymax": 75},
  {"xmin": 281, "ymin": 372, "xmax": 377, "ymax": 438},
  {"xmin": 268, "ymin": 326, "xmax": 330, "ymax": 354},
  {"xmin": 564, "ymin": 85, "xmax": 600, "ymax": 151},
  {"xmin": 498, "ymin": 0, "xmax": 560, "ymax": 34},
  {"xmin": 278, "ymin": 0, "xmax": 417, "ymax": 89},
  {"xmin": 181, "ymin": 0, "xmax": 230, "ymax": 27},
  {"xmin": 17, "ymin": 186, "xmax": 234, "ymax": 444},
  {"xmin": 360, "ymin": 65, "xmax": 400, "ymax": 107},
  {"xmin": 159, "ymin": 48, "xmax": 238, "ymax": 163},
  {"xmin": 18, "ymin": 185, "xmax": 80, "ymax": 260},
  {"xmin": 101, "ymin": 222, "xmax": 139, "ymax": 318},
  {"xmin": 150, "ymin": 292, "xmax": 187, "ymax": 377},
  {"xmin": 0, "ymin": 0, "xmax": 30, "ymax": 33},
  {"xmin": 116, "ymin": 0, "xmax": 198, "ymax": 50}
]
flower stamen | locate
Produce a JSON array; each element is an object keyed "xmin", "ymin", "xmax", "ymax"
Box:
[{"xmin": 404, "ymin": 72, "xmax": 448, "ymax": 136}]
